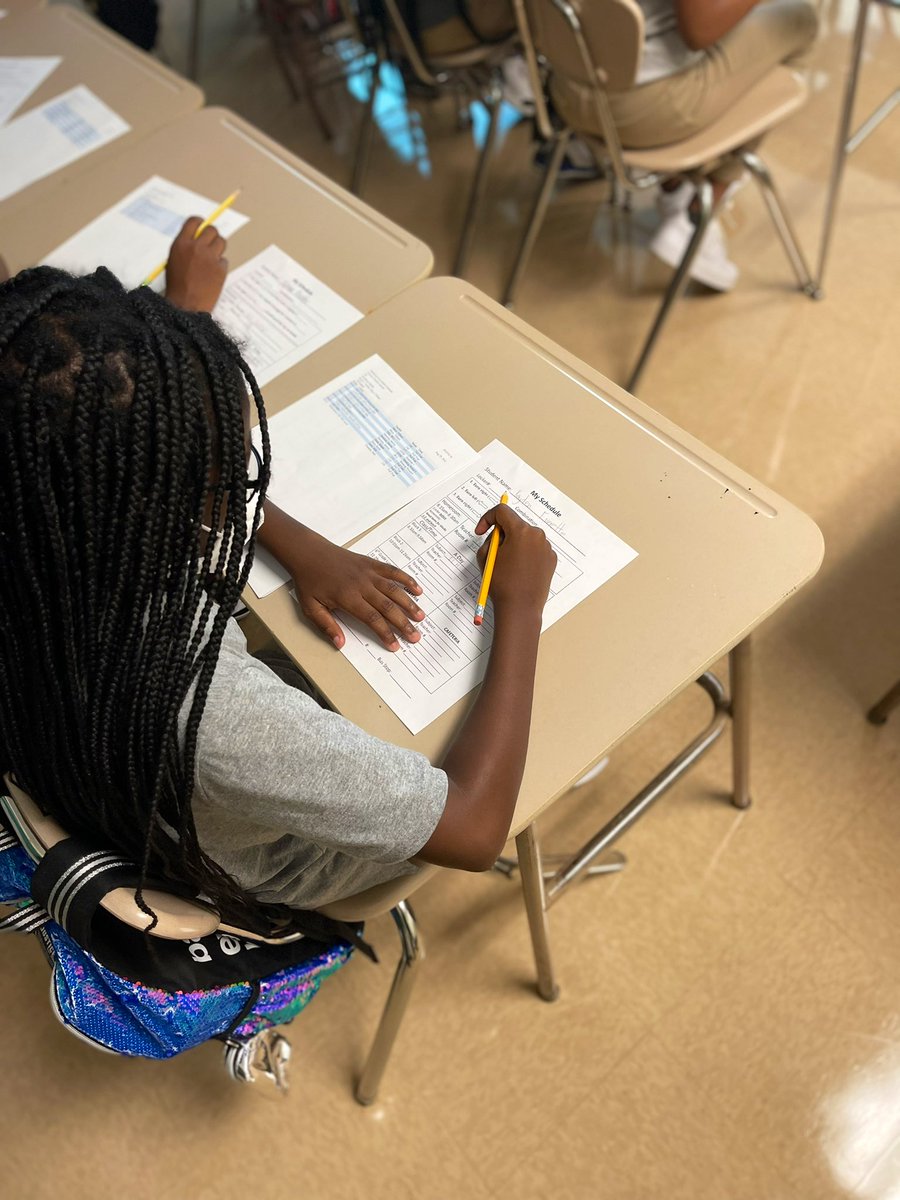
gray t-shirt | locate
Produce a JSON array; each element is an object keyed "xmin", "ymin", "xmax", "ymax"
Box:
[{"xmin": 188, "ymin": 618, "xmax": 448, "ymax": 910}]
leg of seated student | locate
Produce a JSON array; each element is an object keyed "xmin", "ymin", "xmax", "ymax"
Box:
[
  {"xmin": 97, "ymin": 0, "xmax": 160, "ymax": 52},
  {"xmin": 607, "ymin": 0, "xmax": 819, "ymax": 150}
]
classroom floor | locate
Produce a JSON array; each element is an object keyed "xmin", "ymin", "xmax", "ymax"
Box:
[{"xmin": 10, "ymin": 1, "xmax": 900, "ymax": 1197}]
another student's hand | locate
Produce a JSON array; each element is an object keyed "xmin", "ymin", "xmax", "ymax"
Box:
[
  {"xmin": 285, "ymin": 529, "xmax": 425, "ymax": 651},
  {"xmin": 165, "ymin": 216, "xmax": 228, "ymax": 312},
  {"xmin": 474, "ymin": 505, "xmax": 557, "ymax": 620}
]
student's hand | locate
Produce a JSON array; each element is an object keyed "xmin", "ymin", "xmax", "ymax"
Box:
[
  {"xmin": 283, "ymin": 529, "xmax": 425, "ymax": 651},
  {"xmin": 474, "ymin": 505, "xmax": 557, "ymax": 620},
  {"xmin": 165, "ymin": 216, "xmax": 228, "ymax": 312}
]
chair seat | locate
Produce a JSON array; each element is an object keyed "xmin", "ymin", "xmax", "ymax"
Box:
[
  {"xmin": 428, "ymin": 34, "xmax": 519, "ymax": 73},
  {"xmin": 611, "ymin": 67, "xmax": 808, "ymax": 175}
]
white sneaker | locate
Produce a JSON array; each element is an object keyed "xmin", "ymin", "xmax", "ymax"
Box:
[
  {"xmin": 650, "ymin": 209, "xmax": 739, "ymax": 292},
  {"xmin": 656, "ymin": 181, "xmax": 693, "ymax": 219}
]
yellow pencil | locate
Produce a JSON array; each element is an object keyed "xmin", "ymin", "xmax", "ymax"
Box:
[
  {"xmin": 140, "ymin": 189, "xmax": 241, "ymax": 287},
  {"xmin": 474, "ymin": 492, "xmax": 509, "ymax": 626}
]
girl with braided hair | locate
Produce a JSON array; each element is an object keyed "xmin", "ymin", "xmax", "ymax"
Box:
[{"xmin": 0, "ymin": 221, "xmax": 557, "ymax": 929}]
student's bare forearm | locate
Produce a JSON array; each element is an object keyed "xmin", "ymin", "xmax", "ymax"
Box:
[
  {"xmin": 257, "ymin": 498, "xmax": 311, "ymax": 561},
  {"xmin": 437, "ymin": 610, "xmax": 542, "ymax": 867},
  {"xmin": 677, "ymin": 0, "xmax": 759, "ymax": 48}
]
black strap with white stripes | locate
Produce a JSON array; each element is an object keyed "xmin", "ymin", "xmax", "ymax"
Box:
[{"xmin": 29, "ymin": 838, "xmax": 142, "ymax": 953}]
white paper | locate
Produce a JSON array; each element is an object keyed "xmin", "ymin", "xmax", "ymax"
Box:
[
  {"xmin": 247, "ymin": 355, "xmax": 476, "ymax": 598},
  {"xmin": 0, "ymin": 85, "xmax": 130, "ymax": 202},
  {"xmin": 214, "ymin": 245, "xmax": 362, "ymax": 388},
  {"xmin": 0, "ymin": 56, "xmax": 61, "ymax": 126},
  {"xmin": 338, "ymin": 440, "xmax": 638, "ymax": 734},
  {"xmin": 41, "ymin": 174, "xmax": 249, "ymax": 290}
]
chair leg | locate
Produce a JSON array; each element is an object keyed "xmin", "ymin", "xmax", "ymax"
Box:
[
  {"xmin": 188, "ymin": 0, "xmax": 203, "ymax": 81},
  {"xmin": 516, "ymin": 824, "xmax": 559, "ymax": 1002},
  {"xmin": 626, "ymin": 176, "xmax": 716, "ymax": 394},
  {"xmin": 817, "ymin": 0, "xmax": 871, "ymax": 290},
  {"xmin": 502, "ymin": 130, "xmax": 570, "ymax": 308},
  {"xmin": 846, "ymin": 87, "xmax": 900, "ymax": 155},
  {"xmin": 350, "ymin": 58, "xmax": 380, "ymax": 197},
  {"xmin": 738, "ymin": 150, "xmax": 818, "ymax": 298},
  {"xmin": 868, "ymin": 677, "xmax": 900, "ymax": 725},
  {"xmin": 355, "ymin": 900, "xmax": 423, "ymax": 1105},
  {"xmin": 730, "ymin": 636, "xmax": 752, "ymax": 810},
  {"xmin": 452, "ymin": 77, "xmax": 503, "ymax": 278}
]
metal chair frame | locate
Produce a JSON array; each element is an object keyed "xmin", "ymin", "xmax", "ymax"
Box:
[
  {"xmin": 816, "ymin": 0, "xmax": 900, "ymax": 289},
  {"xmin": 0, "ymin": 780, "xmax": 422, "ymax": 1106},
  {"xmin": 350, "ymin": 0, "xmax": 515, "ymax": 276},
  {"xmin": 504, "ymin": 0, "xmax": 818, "ymax": 393}
]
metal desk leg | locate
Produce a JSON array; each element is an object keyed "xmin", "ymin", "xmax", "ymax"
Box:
[
  {"xmin": 516, "ymin": 824, "xmax": 559, "ymax": 1002},
  {"xmin": 868, "ymin": 677, "xmax": 900, "ymax": 725},
  {"xmin": 816, "ymin": 0, "xmax": 871, "ymax": 290},
  {"xmin": 730, "ymin": 637, "xmax": 752, "ymax": 810},
  {"xmin": 188, "ymin": 0, "xmax": 204, "ymax": 81}
]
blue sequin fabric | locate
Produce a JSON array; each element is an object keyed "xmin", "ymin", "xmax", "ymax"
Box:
[{"xmin": 0, "ymin": 845, "xmax": 351, "ymax": 1058}]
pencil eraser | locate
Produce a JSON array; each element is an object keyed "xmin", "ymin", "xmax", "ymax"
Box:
[{"xmin": 473, "ymin": 615, "xmax": 483, "ymax": 626}]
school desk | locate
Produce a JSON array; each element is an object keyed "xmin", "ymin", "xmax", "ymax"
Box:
[
  {"xmin": 0, "ymin": 0, "xmax": 45, "ymax": 17},
  {"xmin": 245, "ymin": 275, "xmax": 824, "ymax": 1003},
  {"xmin": 0, "ymin": 5, "xmax": 201, "ymax": 220},
  {"xmin": 0, "ymin": 105, "xmax": 433, "ymax": 317}
]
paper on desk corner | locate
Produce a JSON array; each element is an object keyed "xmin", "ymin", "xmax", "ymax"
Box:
[
  {"xmin": 0, "ymin": 85, "xmax": 130, "ymax": 203},
  {"xmin": 214, "ymin": 245, "xmax": 362, "ymax": 389},
  {"xmin": 41, "ymin": 175, "xmax": 249, "ymax": 290},
  {"xmin": 337, "ymin": 440, "xmax": 639, "ymax": 734},
  {"xmin": 0, "ymin": 56, "xmax": 61, "ymax": 126},
  {"xmin": 254, "ymin": 355, "xmax": 477, "ymax": 562}
]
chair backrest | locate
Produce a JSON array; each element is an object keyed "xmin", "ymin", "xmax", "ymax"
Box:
[
  {"xmin": 1, "ymin": 774, "xmax": 220, "ymax": 940},
  {"xmin": 525, "ymin": 0, "xmax": 644, "ymax": 94}
]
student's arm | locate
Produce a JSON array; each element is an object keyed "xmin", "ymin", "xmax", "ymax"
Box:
[
  {"xmin": 419, "ymin": 505, "xmax": 557, "ymax": 872},
  {"xmin": 258, "ymin": 499, "xmax": 426, "ymax": 651},
  {"xmin": 675, "ymin": 0, "xmax": 760, "ymax": 49},
  {"xmin": 164, "ymin": 217, "xmax": 228, "ymax": 312}
]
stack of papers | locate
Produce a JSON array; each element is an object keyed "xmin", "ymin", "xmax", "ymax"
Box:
[
  {"xmin": 42, "ymin": 175, "xmax": 249, "ymax": 289},
  {"xmin": 337, "ymin": 440, "xmax": 638, "ymax": 733},
  {"xmin": 0, "ymin": 56, "xmax": 60, "ymax": 125},
  {"xmin": 0, "ymin": 84, "xmax": 130, "ymax": 202},
  {"xmin": 248, "ymin": 354, "xmax": 475, "ymax": 597}
]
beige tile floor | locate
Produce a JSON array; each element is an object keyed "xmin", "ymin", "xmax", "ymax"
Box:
[{"xmin": 7, "ymin": 2, "xmax": 900, "ymax": 1197}]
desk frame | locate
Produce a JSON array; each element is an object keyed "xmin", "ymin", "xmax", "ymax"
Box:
[
  {"xmin": 817, "ymin": 0, "xmax": 900, "ymax": 288},
  {"xmin": 515, "ymin": 642, "xmax": 751, "ymax": 1001}
]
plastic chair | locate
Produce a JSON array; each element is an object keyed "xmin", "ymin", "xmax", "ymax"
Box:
[
  {"xmin": 0, "ymin": 774, "xmax": 436, "ymax": 1104},
  {"xmin": 817, "ymin": 0, "xmax": 900, "ymax": 288},
  {"xmin": 504, "ymin": 0, "xmax": 818, "ymax": 392},
  {"xmin": 349, "ymin": 0, "xmax": 519, "ymax": 275}
]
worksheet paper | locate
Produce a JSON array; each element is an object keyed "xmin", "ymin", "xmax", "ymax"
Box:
[
  {"xmin": 213, "ymin": 245, "xmax": 362, "ymax": 388},
  {"xmin": 41, "ymin": 174, "xmax": 249, "ymax": 290},
  {"xmin": 0, "ymin": 85, "xmax": 130, "ymax": 202},
  {"xmin": 0, "ymin": 56, "xmax": 61, "ymax": 126},
  {"xmin": 246, "ymin": 355, "xmax": 476, "ymax": 599},
  {"xmin": 338, "ymin": 441, "xmax": 638, "ymax": 734}
]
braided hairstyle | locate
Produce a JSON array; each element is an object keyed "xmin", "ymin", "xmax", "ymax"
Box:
[{"xmin": 0, "ymin": 265, "xmax": 281, "ymax": 931}]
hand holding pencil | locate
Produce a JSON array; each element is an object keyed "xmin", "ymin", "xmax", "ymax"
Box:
[
  {"xmin": 160, "ymin": 213, "xmax": 231, "ymax": 313},
  {"xmin": 473, "ymin": 497, "xmax": 557, "ymax": 626}
]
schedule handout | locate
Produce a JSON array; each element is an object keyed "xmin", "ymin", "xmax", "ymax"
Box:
[{"xmin": 337, "ymin": 441, "xmax": 638, "ymax": 734}]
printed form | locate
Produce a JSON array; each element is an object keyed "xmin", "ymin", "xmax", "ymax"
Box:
[
  {"xmin": 247, "ymin": 355, "xmax": 476, "ymax": 598},
  {"xmin": 0, "ymin": 85, "xmax": 130, "ymax": 202},
  {"xmin": 338, "ymin": 440, "xmax": 638, "ymax": 734},
  {"xmin": 41, "ymin": 175, "xmax": 249, "ymax": 289},
  {"xmin": 0, "ymin": 56, "xmax": 61, "ymax": 126},
  {"xmin": 214, "ymin": 245, "xmax": 362, "ymax": 388}
]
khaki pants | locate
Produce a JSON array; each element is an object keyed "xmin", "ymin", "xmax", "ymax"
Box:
[
  {"xmin": 420, "ymin": 0, "xmax": 515, "ymax": 56},
  {"xmin": 552, "ymin": 0, "xmax": 819, "ymax": 182}
]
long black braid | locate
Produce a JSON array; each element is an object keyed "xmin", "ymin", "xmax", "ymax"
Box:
[{"xmin": 0, "ymin": 265, "xmax": 305, "ymax": 934}]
